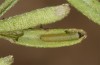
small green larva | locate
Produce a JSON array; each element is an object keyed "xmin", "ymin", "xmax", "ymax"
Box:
[
  {"xmin": 0, "ymin": 4, "xmax": 70, "ymax": 32},
  {"xmin": 40, "ymin": 32, "xmax": 80, "ymax": 42}
]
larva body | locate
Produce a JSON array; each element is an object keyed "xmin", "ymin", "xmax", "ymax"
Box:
[
  {"xmin": 40, "ymin": 32, "xmax": 80, "ymax": 42},
  {"xmin": 0, "ymin": 4, "xmax": 70, "ymax": 32}
]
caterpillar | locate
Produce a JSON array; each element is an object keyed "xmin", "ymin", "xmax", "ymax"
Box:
[
  {"xmin": 40, "ymin": 32, "xmax": 80, "ymax": 42},
  {"xmin": 0, "ymin": 4, "xmax": 70, "ymax": 32}
]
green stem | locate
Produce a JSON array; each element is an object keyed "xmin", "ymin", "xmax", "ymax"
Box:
[{"xmin": 0, "ymin": 30, "xmax": 23, "ymax": 40}]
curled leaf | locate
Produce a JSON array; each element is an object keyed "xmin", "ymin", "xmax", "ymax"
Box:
[
  {"xmin": 67, "ymin": 0, "xmax": 100, "ymax": 25},
  {"xmin": 0, "ymin": 0, "xmax": 19, "ymax": 17},
  {"xmin": 0, "ymin": 55, "xmax": 14, "ymax": 65},
  {"xmin": 0, "ymin": 4, "xmax": 70, "ymax": 32},
  {"xmin": 5, "ymin": 29, "xmax": 87, "ymax": 48}
]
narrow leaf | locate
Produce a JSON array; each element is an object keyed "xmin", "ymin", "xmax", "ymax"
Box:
[
  {"xmin": 0, "ymin": 0, "xmax": 19, "ymax": 17},
  {"xmin": 67, "ymin": 0, "xmax": 100, "ymax": 25},
  {"xmin": 4, "ymin": 29, "xmax": 86, "ymax": 48},
  {"xmin": 0, "ymin": 4, "xmax": 70, "ymax": 32},
  {"xmin": 0, "ymin": 55, "xmax": 14, "ymax": 65}
]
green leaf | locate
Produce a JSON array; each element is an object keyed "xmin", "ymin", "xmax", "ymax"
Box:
[
  {"xmin": 2, "ymin": 29, "xmax": 86, "ymax": 48},
  {"xmin": 0, "ymin": 0, "xmax": 19, "ymax": 17},
  {"xmin": 67, "ymin": 0, "xmax": 100, "ymax": 25},
  {"xmin": 0, "ymin": 4, "xmax": 70, "ymax": 32},
  {"xmin": 0, "ymin": 55, "xmax": 14, "ymax": 65},
  {"xmin": 0, "ymin": 2, "xmax": 87, "ymax": 48}
]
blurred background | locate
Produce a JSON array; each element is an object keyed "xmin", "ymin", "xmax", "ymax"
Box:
[{"xmin": 0, "ymin": 0, "xmax": 99, "ymax": 65}]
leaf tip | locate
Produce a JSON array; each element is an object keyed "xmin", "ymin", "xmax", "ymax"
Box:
[{"xmin": 55, "ymin": 3, "xmax": 70, "ymax": 17}]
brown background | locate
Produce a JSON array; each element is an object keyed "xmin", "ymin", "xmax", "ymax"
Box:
[{"xmin": 0, "ymin": 0, "xmax": 99, "ymax": 65}]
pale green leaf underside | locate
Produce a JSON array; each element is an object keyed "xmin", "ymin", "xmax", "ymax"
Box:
[
  {"xmin": 67, "ymin": 0, "xmax": 100, "ymax": 25},
  {"xmin": 0, "ymin": 55, "xmax": 14, "ymax": 65},
  {"xmin": 1, "ymin": 29, "xmax": 86, "ymax": 48},
  {"xmin": 0, "ymin": 0, "xmax": 19, "ymax": 17}
]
